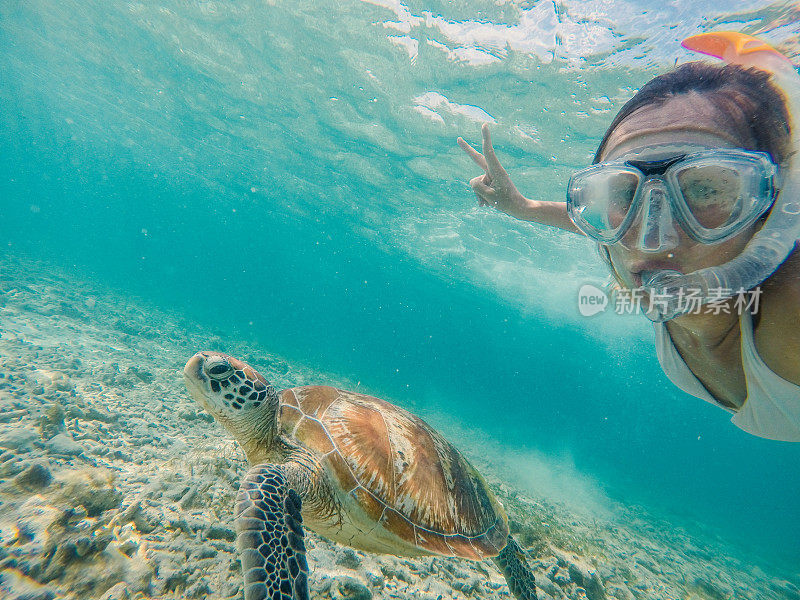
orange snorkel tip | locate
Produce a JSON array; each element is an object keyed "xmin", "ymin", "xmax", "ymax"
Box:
[{"xmin": 681, "ymin": 31, "xmax": 785, "ymax": 62}]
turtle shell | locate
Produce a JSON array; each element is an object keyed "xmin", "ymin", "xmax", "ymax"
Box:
[{"xmin": 279, "ymin": 386, "xmax": 508, "ymax": 559}]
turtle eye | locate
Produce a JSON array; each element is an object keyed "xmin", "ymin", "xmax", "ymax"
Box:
[{"xmin": 204, "ymin": 358, "xmax": 234, "ymax": 380}]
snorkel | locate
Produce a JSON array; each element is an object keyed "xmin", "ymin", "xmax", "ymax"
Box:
[{"xmin": 640, "ymin": 32, "xmax": 800, "ymax": 322}]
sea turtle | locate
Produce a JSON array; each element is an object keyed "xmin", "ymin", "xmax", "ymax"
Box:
[{"xmin": 183, "ymin": 351, "xmax": 537, "ymax": 600}]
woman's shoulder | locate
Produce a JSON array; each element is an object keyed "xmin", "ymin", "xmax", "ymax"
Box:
[
  {"xmin": 764, "ymin": 246, "xmax": 800, "ymax": 310},
  {"xmin": 755, "ymin": 249, "xmax": 800, "ymax": 383}
]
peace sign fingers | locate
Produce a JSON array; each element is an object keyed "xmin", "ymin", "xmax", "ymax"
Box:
[
  {"xmin": 480, "ymin": 123, "xmax": 511, "ymax": 190},
  {"xmin": 458, "ymin": 123, "xmax": 529, "ymax": 217},
  {"xmin": 457, "ymin": 136, "xmax": 490, "ymax": 179}
]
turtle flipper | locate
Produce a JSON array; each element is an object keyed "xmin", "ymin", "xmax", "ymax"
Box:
[
  {"xmin": 492, "ymin": 535, "xmax": 537, "ymax": 600},
  {"xmin": 235, "ymin": 464, "xmax": 310, "ymax": 600}
]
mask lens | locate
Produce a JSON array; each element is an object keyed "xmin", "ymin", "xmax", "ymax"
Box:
[
  {"xmin": 606, "ymin": 172, "xmax": 639, "ymax": 228},
  {"xmin": 571, "ymin": 169, "xmax": 639, "ymax": 235},
  {"xmin": 676, "ymin": 165, "xmax": 744, "ymax": 229}
]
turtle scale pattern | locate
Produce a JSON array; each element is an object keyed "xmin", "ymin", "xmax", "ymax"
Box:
[
  {"xmin": 279, "ymin": 385, "xmax": 509, "ymax": 560},
  {"xmin": 236, "ymin": 465, "xmax": 309, "ymax": 600}
]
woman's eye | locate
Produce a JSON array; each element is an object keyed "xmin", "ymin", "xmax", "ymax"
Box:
[
  {"xmin": 684, "ymin": 183, "xmax": 715, "ymax": 200},
  {"xmin": 679, "ymin": 167, "xmax": 739, "ymax": 204},
  {"xmin": 606, "ymin": 175, "xmax": 637, "ymax": 203}
]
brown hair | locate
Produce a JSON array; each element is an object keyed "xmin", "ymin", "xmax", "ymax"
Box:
[{"xmin": 593, "ymin": 62, "xmax": 791, "ymax": 167}]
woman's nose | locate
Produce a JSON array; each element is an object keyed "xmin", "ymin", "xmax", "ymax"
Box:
[{"xmin": 620, "ymin": 183, "xmax": 680, "ymax": 253}]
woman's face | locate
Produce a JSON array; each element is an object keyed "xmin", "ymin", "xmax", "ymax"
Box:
[{"xmin": 600, "ymin": 93, "xmax": 761, "ymax": 289}]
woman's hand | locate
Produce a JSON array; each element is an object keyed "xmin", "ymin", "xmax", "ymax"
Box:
[
  {"xmin": 457, "ymin": 123, "xmax": 532, "ymax": 219},
  {"xmin": 457, "ymin": 123, "xmax": 582, "ymax": 233}
]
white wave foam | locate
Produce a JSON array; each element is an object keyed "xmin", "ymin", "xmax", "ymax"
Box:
[
  {"xmin": 388, "ymin": 35, "xmax": 418, "ymax": 61},
  {"xmin": 412, "ymin": 91, "xmax": 496, "ymax": 124}
]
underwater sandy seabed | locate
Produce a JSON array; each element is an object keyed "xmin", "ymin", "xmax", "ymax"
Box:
[{"xmin": 0, "ymin": 253, "xmax": 797, "ymax": 600}]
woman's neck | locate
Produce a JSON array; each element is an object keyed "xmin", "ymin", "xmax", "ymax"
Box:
[{"xmin": 667, "ymin": 305, "xmax": 741, "ymax": 349}]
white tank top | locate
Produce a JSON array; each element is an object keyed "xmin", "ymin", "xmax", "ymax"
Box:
[{"xmin": 654, "ymin": 310, "xmax": 800, "ymax": 441}]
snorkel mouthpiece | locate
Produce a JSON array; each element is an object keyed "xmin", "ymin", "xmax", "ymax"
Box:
[
  {"xmin": 641, "ymin": 32, "xmax": 800, "ymax": 322},
  {"xmin": 641, "ymin": 269, "xmax": 686, "ymax": 322},
  {"xmin": 642, "ymin": 269, "xmax": 721, "ymax": 322}
]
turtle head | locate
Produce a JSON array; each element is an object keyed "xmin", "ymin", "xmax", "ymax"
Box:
[{"xmin": 183, "ymin": 352, "xmax": 280, "ymax": 458}]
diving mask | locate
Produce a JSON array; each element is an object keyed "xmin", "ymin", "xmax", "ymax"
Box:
[{"xmin": 567, "ymin": 146, "xmax": 777, "ymax": 251}]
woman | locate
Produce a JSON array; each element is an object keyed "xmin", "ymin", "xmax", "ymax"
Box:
[{"xmin": 458, "ymin": 33, "xmax": 800, "ymax": 441}]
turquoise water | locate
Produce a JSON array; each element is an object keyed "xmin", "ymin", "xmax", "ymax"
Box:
[{"xmin": 2, "ymin": 0, "xmax": 799, "ymax": 572}]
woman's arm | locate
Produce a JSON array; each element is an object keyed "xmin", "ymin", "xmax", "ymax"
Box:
[{"xmin": 458, "ymin": 123, "xmax": 583, "ymax": 235}]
